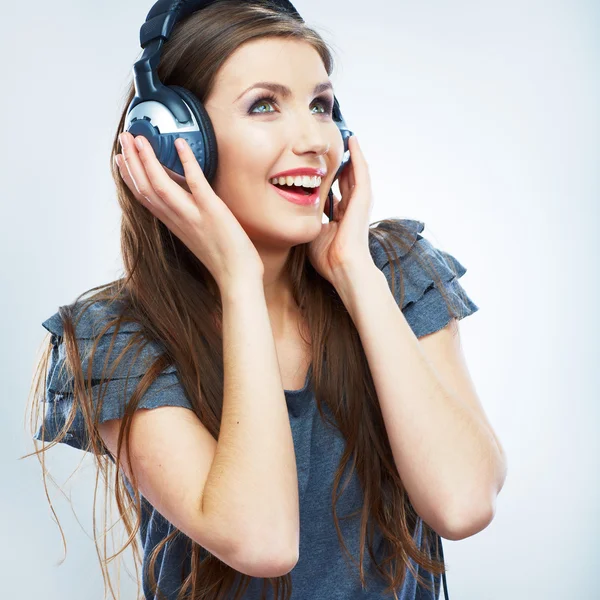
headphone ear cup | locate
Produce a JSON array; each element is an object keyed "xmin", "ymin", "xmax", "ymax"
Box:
[{"xmin": 168, "ymin": 85, "xmax": 218, "ymax": 182}]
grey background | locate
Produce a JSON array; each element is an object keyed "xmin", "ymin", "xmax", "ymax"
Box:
[{"xmin": 2, "ymin": 0, "xmax": 598, "ymax": 598}]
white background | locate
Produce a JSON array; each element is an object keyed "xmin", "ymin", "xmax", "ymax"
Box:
[{"xmin": 2, "ymin": 0, "xmax": 598, "ymax": 598}]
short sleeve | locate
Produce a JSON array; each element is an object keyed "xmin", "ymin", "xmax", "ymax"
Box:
[
  {"xmin": 33, "ymin": 300, "xmax": 194, "ymax": 454},
  {"xmin": 369, "ymin": 219, "xmax": 479, "ymax": 338}
]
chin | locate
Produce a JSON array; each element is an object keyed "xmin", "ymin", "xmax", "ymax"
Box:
[{"xmin": 245, "ymin": 212, "xmax": 323, "ymax": 251}]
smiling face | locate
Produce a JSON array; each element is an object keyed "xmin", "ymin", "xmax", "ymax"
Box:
[{"xmin": 203, "ymin": 37, "xmax": 343, "ymax": 251}]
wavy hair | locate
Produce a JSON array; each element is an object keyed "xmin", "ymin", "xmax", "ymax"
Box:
[{"xmin": 24, "ymin": 1, "xmax": 467, "ymax": 598}]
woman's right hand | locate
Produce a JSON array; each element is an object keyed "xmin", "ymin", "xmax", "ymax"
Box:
[{"xmin": 115, "ymin": 131, "xmax": 264, "ymax": 289}]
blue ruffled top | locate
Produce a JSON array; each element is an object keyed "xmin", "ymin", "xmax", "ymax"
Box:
[{"xmin": 34, "ymin": 219, "xmax": 479, "ymax": 599}]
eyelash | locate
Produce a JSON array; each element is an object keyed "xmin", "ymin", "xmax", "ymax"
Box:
[{"xmin": 249, "ymin": 93, "xmax": 334, "ymax": 116}]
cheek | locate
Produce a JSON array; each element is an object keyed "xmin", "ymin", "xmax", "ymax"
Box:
[
  {"xmin": 214, "ymin": 141, "xmax": 283, "ymax": 204},
  {"xmin": 209, "ymin": 152, "xmax": 269, "ymax": 219}
]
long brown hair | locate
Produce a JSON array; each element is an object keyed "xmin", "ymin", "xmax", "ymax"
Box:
[{"xmin": 24, "ymin": 2, "xmax": 467, "ymax": 598}]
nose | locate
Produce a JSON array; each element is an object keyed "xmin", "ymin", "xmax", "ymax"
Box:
[
  {"xmin": 292, "ymin": 136, "xmax": 330, "ymax": 158},
  {"xmin": 291, "ymin": 113, "xmax": 331, "ymax": 158}
]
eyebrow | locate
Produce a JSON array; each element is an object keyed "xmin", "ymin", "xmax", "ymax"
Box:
[{"xmin": 235, "ymin": 81, "xmax": 333, "ymax": 102}]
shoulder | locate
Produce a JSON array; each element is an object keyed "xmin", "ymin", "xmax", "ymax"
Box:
[
  {"xmin": 41, "ymin": 297, "xmax": 143, "ymax": 340},
  {"xmin": 40, "ymin": 297, "xmax": 176, "ymax": 397},
  {"xmin": 368, "ymin": 218, "xmax": 479, "ymax": 338},
  {"xmin": 36, "ymin": 297, "xmax": 191, "ymax": 452}
]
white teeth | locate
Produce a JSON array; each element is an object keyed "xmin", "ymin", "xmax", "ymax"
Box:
[{"xmin": 270, "ymin": 175, "xmax": 322, "ymax": 188}]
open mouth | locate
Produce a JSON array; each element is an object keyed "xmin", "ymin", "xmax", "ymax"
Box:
[
  {"xmin": 270, "ymin": 181, "xmax": 320, "ymax": 205},
  {"xmin": 271, "ymin": 182, "xmax": 315, "ymax": 196}
]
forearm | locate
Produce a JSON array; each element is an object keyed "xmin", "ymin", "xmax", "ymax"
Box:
[
  {"xmin": 334, "ymin": 264, "xmax": 504, "ymax": 538},
  {"xmin": 202, "ymin": 276, "xmax": 299, "ymax": 563}
]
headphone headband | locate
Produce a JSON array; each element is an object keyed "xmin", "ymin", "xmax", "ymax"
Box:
[{"xmin": 140, "ymin": 0, "xmax": 303, "ymax": 48}]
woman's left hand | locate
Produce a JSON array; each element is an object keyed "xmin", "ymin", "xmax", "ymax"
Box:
[{"xmin": 307, "ymin": 135, "xmax": 375, "ymax": 285}]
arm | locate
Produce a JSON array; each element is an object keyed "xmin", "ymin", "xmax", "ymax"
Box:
[
  {"xmin": 98, "ymin": 275, "xmax": 299, "ymax": 578},
  {"xmin": 203, "ymin": 275, "xmax": 300, "ymax": 571},
  {"xmin": 333, "ymin": 263, "xmax": 506, "ymax": 541}
]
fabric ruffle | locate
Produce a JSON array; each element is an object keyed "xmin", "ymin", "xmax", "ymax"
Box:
[
  {"xmin": 34, "ymin": 300, "xmax": 193, "ymax": 453},
  {"xmin": 368, "ymin": 218, "xmax": 479, "ymax": 338}
]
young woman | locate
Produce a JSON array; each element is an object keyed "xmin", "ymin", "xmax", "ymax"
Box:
[{"xmin": 28, "ymin": 1, "xmax": 507, "ymax": 599}]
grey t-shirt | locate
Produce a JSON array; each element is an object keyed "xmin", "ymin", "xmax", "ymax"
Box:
[{"xmin": 35, "ymin": 218, "xmax": 479, "ymax": 599}]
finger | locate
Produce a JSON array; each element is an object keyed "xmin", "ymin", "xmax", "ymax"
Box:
[
  {"xmin": 119, "ymin": 133, "xmax": 154, "ymax": 198},
  {"xmin": 164, "ymin": 165, "xmax": 191, "ymax": 194},
  {"xmin": 115, "ymin": 153, "xmax": 147, "ymax": 204},
  {"xmin": 173, "ymin": 138, "xmax": 214, "ymax": 206},
  {"xmin": 117, "ymin": 142, "xmax": 189, "ymax": 240},
  {"xmin": 338, "ymin": 167, "xmax": 354, "ymax": 205},
  {"xmin": 118, "ymin": 135, "xmax": 181, "ymax": 229},
  {"xmin": 119, "ymin": 132, "xmax": 172, "ymax": 212},
  {"xmin": 132, "ymin": 134, "xmax": 184, "ymax": 207},
  {"xmin": 332, "ymin": 194, "xmax": 343, "ymax": 220},
  {"xmin": 116, "ymin": 151, "xmax": 175, "ymax": 227},
  {"xmin": 135, "ymin": 135, "xmax": 212, "ymax": 232},
  {"xmin": 337, "ymin": 164, "xmax": 357, "ymax": 216},
  {"xmin": 117, "ymin": 142, "xmax": 190, "ymax": 197},
  {"xmin": 340, "ymin": 152, "xmax": 355, "ymax": 191},
  {"xmin": 347, "ymin": 136, "xmax": 369, "ymax": 190}
]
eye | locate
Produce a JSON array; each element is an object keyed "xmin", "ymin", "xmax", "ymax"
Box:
[
  {"xmin": 313, "ymin": 95, "xmax": 334, "ymax": 115},
  {"xmin": 249, "ymin": 94, "xmax": 278, "ymax": 114},
  {"xmin": 248, "ymin": 94, "xmax": 334, "ymax": 116}
]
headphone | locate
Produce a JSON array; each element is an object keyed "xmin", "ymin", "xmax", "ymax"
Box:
[
  {"xmin": 124, "ymin": 0, "xmax": 353, "ymax": 222},
  {"xmin": 124, "ymin": 2, "xmax": 448, "ymax": 598}
]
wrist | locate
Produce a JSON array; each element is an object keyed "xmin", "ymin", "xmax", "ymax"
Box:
[
  {"xmin": 218, "ymin": 271, "xmax": 265, "ymax": 301},
  {"xmin": 333, "ymin": 263, "xmax": 387, "ymax": 313}
]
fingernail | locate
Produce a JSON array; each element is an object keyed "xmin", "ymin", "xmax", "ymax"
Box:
[
  {"xmin": 119, "ymin": 133, "xmax": 128, "ymax": 149},
  {"xmin": 135, "ymin": 137, "xmax": 144, "ymax": 151}
]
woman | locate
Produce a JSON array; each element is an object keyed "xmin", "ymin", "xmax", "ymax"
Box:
[{"xmin": 27, "ymin": 1, "xmax": 507, "ymax": 599}]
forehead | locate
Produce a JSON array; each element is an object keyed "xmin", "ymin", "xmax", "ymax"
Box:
[{"xmin": 212, "ymin": 37, "xmax": 328, "ymax": 97}]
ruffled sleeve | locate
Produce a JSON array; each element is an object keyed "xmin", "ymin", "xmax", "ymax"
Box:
[
  {"xmin": 33, "ymin": 300, "xmax": 194, "ymax": 453},
  {"xmin": 369, "ymin": 219, "xmax": 479, "ymax": 338}
]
